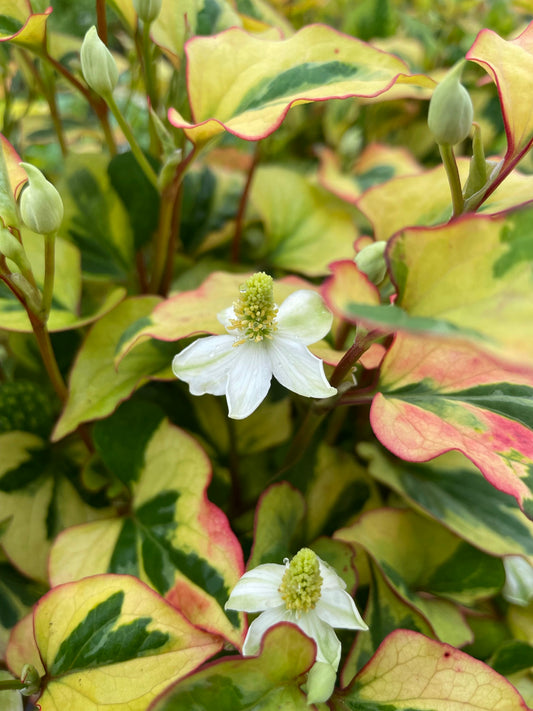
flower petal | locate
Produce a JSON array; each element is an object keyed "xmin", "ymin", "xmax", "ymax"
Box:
[
  {"xmin": 297, "ymin": 611, "xmax": 342, "ymax": 666},
  {"xmin": 242, "ymin": 606, "xmax": 289, "ymax": 656},
  {"xmin": 225, "ymin": 564, "xmax": 285, "ymax": 612},
  {"xmin": 226, "ymin": 341, "xmax": 273, "ymax": 419},
  {"xmin": 268, "ymin": 337, "xmax": 337, "ymax": 399},
  {"xmin": 277, "ymin": 290, "xmax": 333, "ymax": 345},
  {"xmin": 172, "ymin": 335, "xmax": 237, "ymax": 396},
  {"xmin": 315, "ymin": 588, "xmax": 368, "ymax": 631}
]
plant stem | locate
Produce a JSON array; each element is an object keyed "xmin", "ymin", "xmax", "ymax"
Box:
[
  {"xmin": 41, "ymin": 231, "xmax": 56, "ymax": 321},
  {"xmin": 329, "ymin": 328, "xmax": 377, "ymax": 389},
  {"xmin": 0, "ymin": 679, "xmax": 25, "ymax": 691},
  {"xmin": 105, "ymin": 93, "xmax": 159, "ymax": 189},
  {"xmin": 29, "ymin": 313, "xmax": 67, "ymax": 402},
  {"xmin": 141, "ymin": 21, "xmax": 158, "ymax": 111},
  {"xmin": 231, "ymin": 142, "xmax": 260, "ymax": 263},
  {"xmin": 44, "ymin": 53, "xmax": 117, "ymax": 155},
  {"xmin": 149, "ymin": 146, "xmax": 197, "ymax": 294},
  {"xmin": 96, "ymin": 0, "xmax": 108, "ymax": 45},
  {"xmin": 439, "ymin": 142, "xmax": 464, "ymax": 216}
]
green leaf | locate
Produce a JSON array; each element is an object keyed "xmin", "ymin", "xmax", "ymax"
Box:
[
  {"xmin": 0, "ymin": 229, "xmax": 126, "ymax": 333},
  {"xmin": 388, "ymin": 207, "xmax": 533, "ymax": 369},
  {"xmin": 341, "ymin": 561, "xmax": 433, "ymax": 687},
  {"xmin": 0, "ymin": 4, "xmax": 51, "ymax": 53},
  {"xmin": 58, "ymin": 153, "xmax": 134, "ymax": 279},
  {"xmin": 168, "ymin": 24, "xmax": 433, "ymax": 144},
  {"xmin": 108, "ymin": 151, "xmax": 160, "ymax": 251},
  {"xmin": 52, "ymin": 296, "xmax": 173, "ymax": 441},
  {"xmin": 34, "ymin": 574, "xmax": 222, "ymax": 711},
  {"xmin": 0, "ymin": 432, "xmax": 110, "ymax": 582},
  {"xmin": 336, "ymin": 508, "xmax": 504, "ymax": 645},
  {"xmin": 149, "ymin": 623, "xmax": 315, "ymax": 711},
  {"xmin": 466, "ymin": 24, "xmax": 533, "ymax": 199},
  {"xmin": 249, "ymin": 166, "xmax": 357, "ymax": 276},
  {"xmin": 0, "ymin": 557, "xmax": 47, "ymax": 659},
  {"xmin": 50, "ymin": 418, "xmax": 245, "ymax": 646},
  {"xmin": 370, "ymin": 333, "xmax": 533, "ymax": 518},
  {"xmin": 338, "ymin": 629, "xmax": 529, "ymax": 710},
  {"xmin": 358, "ymin": 443, "xmax": 533, "ymax": 560},
  {"xmin": 247, "ymin": 482, "xmax": 305, "ymax": 568}
]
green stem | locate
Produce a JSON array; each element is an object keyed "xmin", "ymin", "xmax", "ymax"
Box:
[
  {"xmin": 141, "ymin": 21, "xmax": 158, "ymax": 111},
  {"xmin": 439, "ymin": 142, "xmax": 464, "ymax": 216},
  {"xmin": 149, "ymin": 146, "xmax": 197, "ymax": 294},
  {"xmin": 0, "ymin": 679, "xmax": 25, "ymax": 691},
  {"xmin": 41, "ymin": 231, "xmax": 56, "ymax": 321},
  {"xmin": 105, "ymin": 93, "xmax": 159, "ymax": 189},
  {"xmin": 43, "ymin": 53, "xmax": 117, "ymax": 155},
  {"xmin": 29, "ymin": 314, "xmax": 67, "ymax": 402}
]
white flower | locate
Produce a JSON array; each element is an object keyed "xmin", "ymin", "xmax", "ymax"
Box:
[
  {"xmin": 172, "ymin": 272, "xmax": 337, "ymax": 419},
  {"xmin": 225, "ymin": 548, "xmax": 368, "ymax": 671}
]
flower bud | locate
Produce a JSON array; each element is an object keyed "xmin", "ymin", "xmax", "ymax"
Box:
[
  {"xmin": 20, "ymin": 664, "xmax": 41, "ymax": 696},
  {"xmin": 428, "ymin": 62, "xmax": 473, "ymax": 145},
  {"xmin": 0, "ymin": 226, "xmax": 32, "ymax": 274},
  {"xmin": 80, "ymin": 26, "xmax": 118, "ymax": 97},
  {"xmin": 19, "ymin": 163, "xmax": 63, "ymax": 235},
  {"xmin": 355, "ymin": 240, "xmax": 387, "ymax": 285},
  {"xmin": 133, "ymin": 0, "xmax": 162, "ymax": 23}
]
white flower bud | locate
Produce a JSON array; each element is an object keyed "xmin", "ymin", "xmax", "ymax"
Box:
[
  {"xmin": 80, "ymin": 26, "xmax": 118, "ymax": 97},
  {"xmin": 19, "ymin": 163, "xmax": 63, "ymax": 235},
  {"xmin": 133, "ymin": 0, "xmax": 162, "ymax": 23},
  {"xmin": 428, "ymin": 62, "xmax": 473, "ymax": 145}
]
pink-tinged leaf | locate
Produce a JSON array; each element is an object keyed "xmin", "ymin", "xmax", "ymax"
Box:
[
  {"xmin": 149, "ymin": 623, "xmax": 316, "ymax": 711},
  {"xmin": 32, "ymin": 574, "xmax": 222, "ymax": 711},
  {"xmin": 371, "ymin": 333, "xmax": 533, "ymax": 519},
  {"xmin": 114, "ymin": 271, "xmax": 342, "ymax": 366},
  {"xmin": 322, "ymin": 260, "xmax": 381, "ymax": 316},
  {"xmin": 49, "ymin": 418, "xmax": 245, "ymax": 647},
  {"xmin": 331, "ymin": 209, "xmax": 533, "ymax": 371},
  {"xmin": 168, "ymin": 25, "xmax": 433, "ymax": 144},
  {"xmin": 0, "ymin": 4, "xmax": 52, "ymax": 54},
  {"xmin": 317, "ymin": 143, "xmax": 423, "ymax": 206},
  {"xmin": 5, "ymin": 613, "xmax": 44, "ymax": 678},
  {"xmin": 339, "ymin": 629, "xmax": 529, "ymax": 710},
  {"xmin": 466, "ymin": 22, "xmax": 533, "ymax": 202}
]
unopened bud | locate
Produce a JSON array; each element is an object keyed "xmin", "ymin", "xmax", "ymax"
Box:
[
  {"xmin": 355, "ymin": 241, "xmax": 387, "ymax": 285},
  {"xmin": 19, "ymin": 163, "xmax": 63, "ymax": 235},
  {"xmin": 133, "ymin": 0, "xmax": 162, "ymax": 23},
  {"xmin": 428, "ymin": 62, "xmax": 473, "ymax": 145},
  {"xmin": 0, "ymin": 226, "xmax": 31, "ymax": 274},
  {"xmin": 80, "ymin": 26, "xmax": 118, "ymax": 97},
  {"xmin": 20, "ymin": 664, "xmax": 40, "ymax": 696}
]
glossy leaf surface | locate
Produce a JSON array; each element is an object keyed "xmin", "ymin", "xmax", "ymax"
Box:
[
  {"xmin": 49, "ymin": 418, "xmax": 245, "ymax": 646},
  {"xmin": 169, "ymin": 25, "xmax": 432, "ymax": 144},
  {"xmin": 34, "ymin": 575, "xmax": 222, "ymax": 711}
]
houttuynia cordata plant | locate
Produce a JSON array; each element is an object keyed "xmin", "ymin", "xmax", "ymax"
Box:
[{"xmin": 0, "ymin": 1, "xmax": 532, "ymax": 710}]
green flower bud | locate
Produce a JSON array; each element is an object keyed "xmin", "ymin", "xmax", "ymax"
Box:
[
  {"xmin": 133, "ymin": 0, "xmax": 163, "ymax": 23},
  {"xmin": 20, "ymin": 664, "xmax": 40, "ymax": 696},
  {"xmin": 19, "ymin": 163, "xmax": 63, "ymax": 235},
  {"xmin": 428, "ymin": 61, "xmax": 473, "ymax": 145},
  {"xmin": 0, "ymin": 226, "xmax": 32, "ymax": 274},
  {"xmin": 80, "ymin": 26, "xmax": 118, "ymax": 97},
  {"xmin": 355, "ymin": 241, "xmax": 387, "ymax": 285}
]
